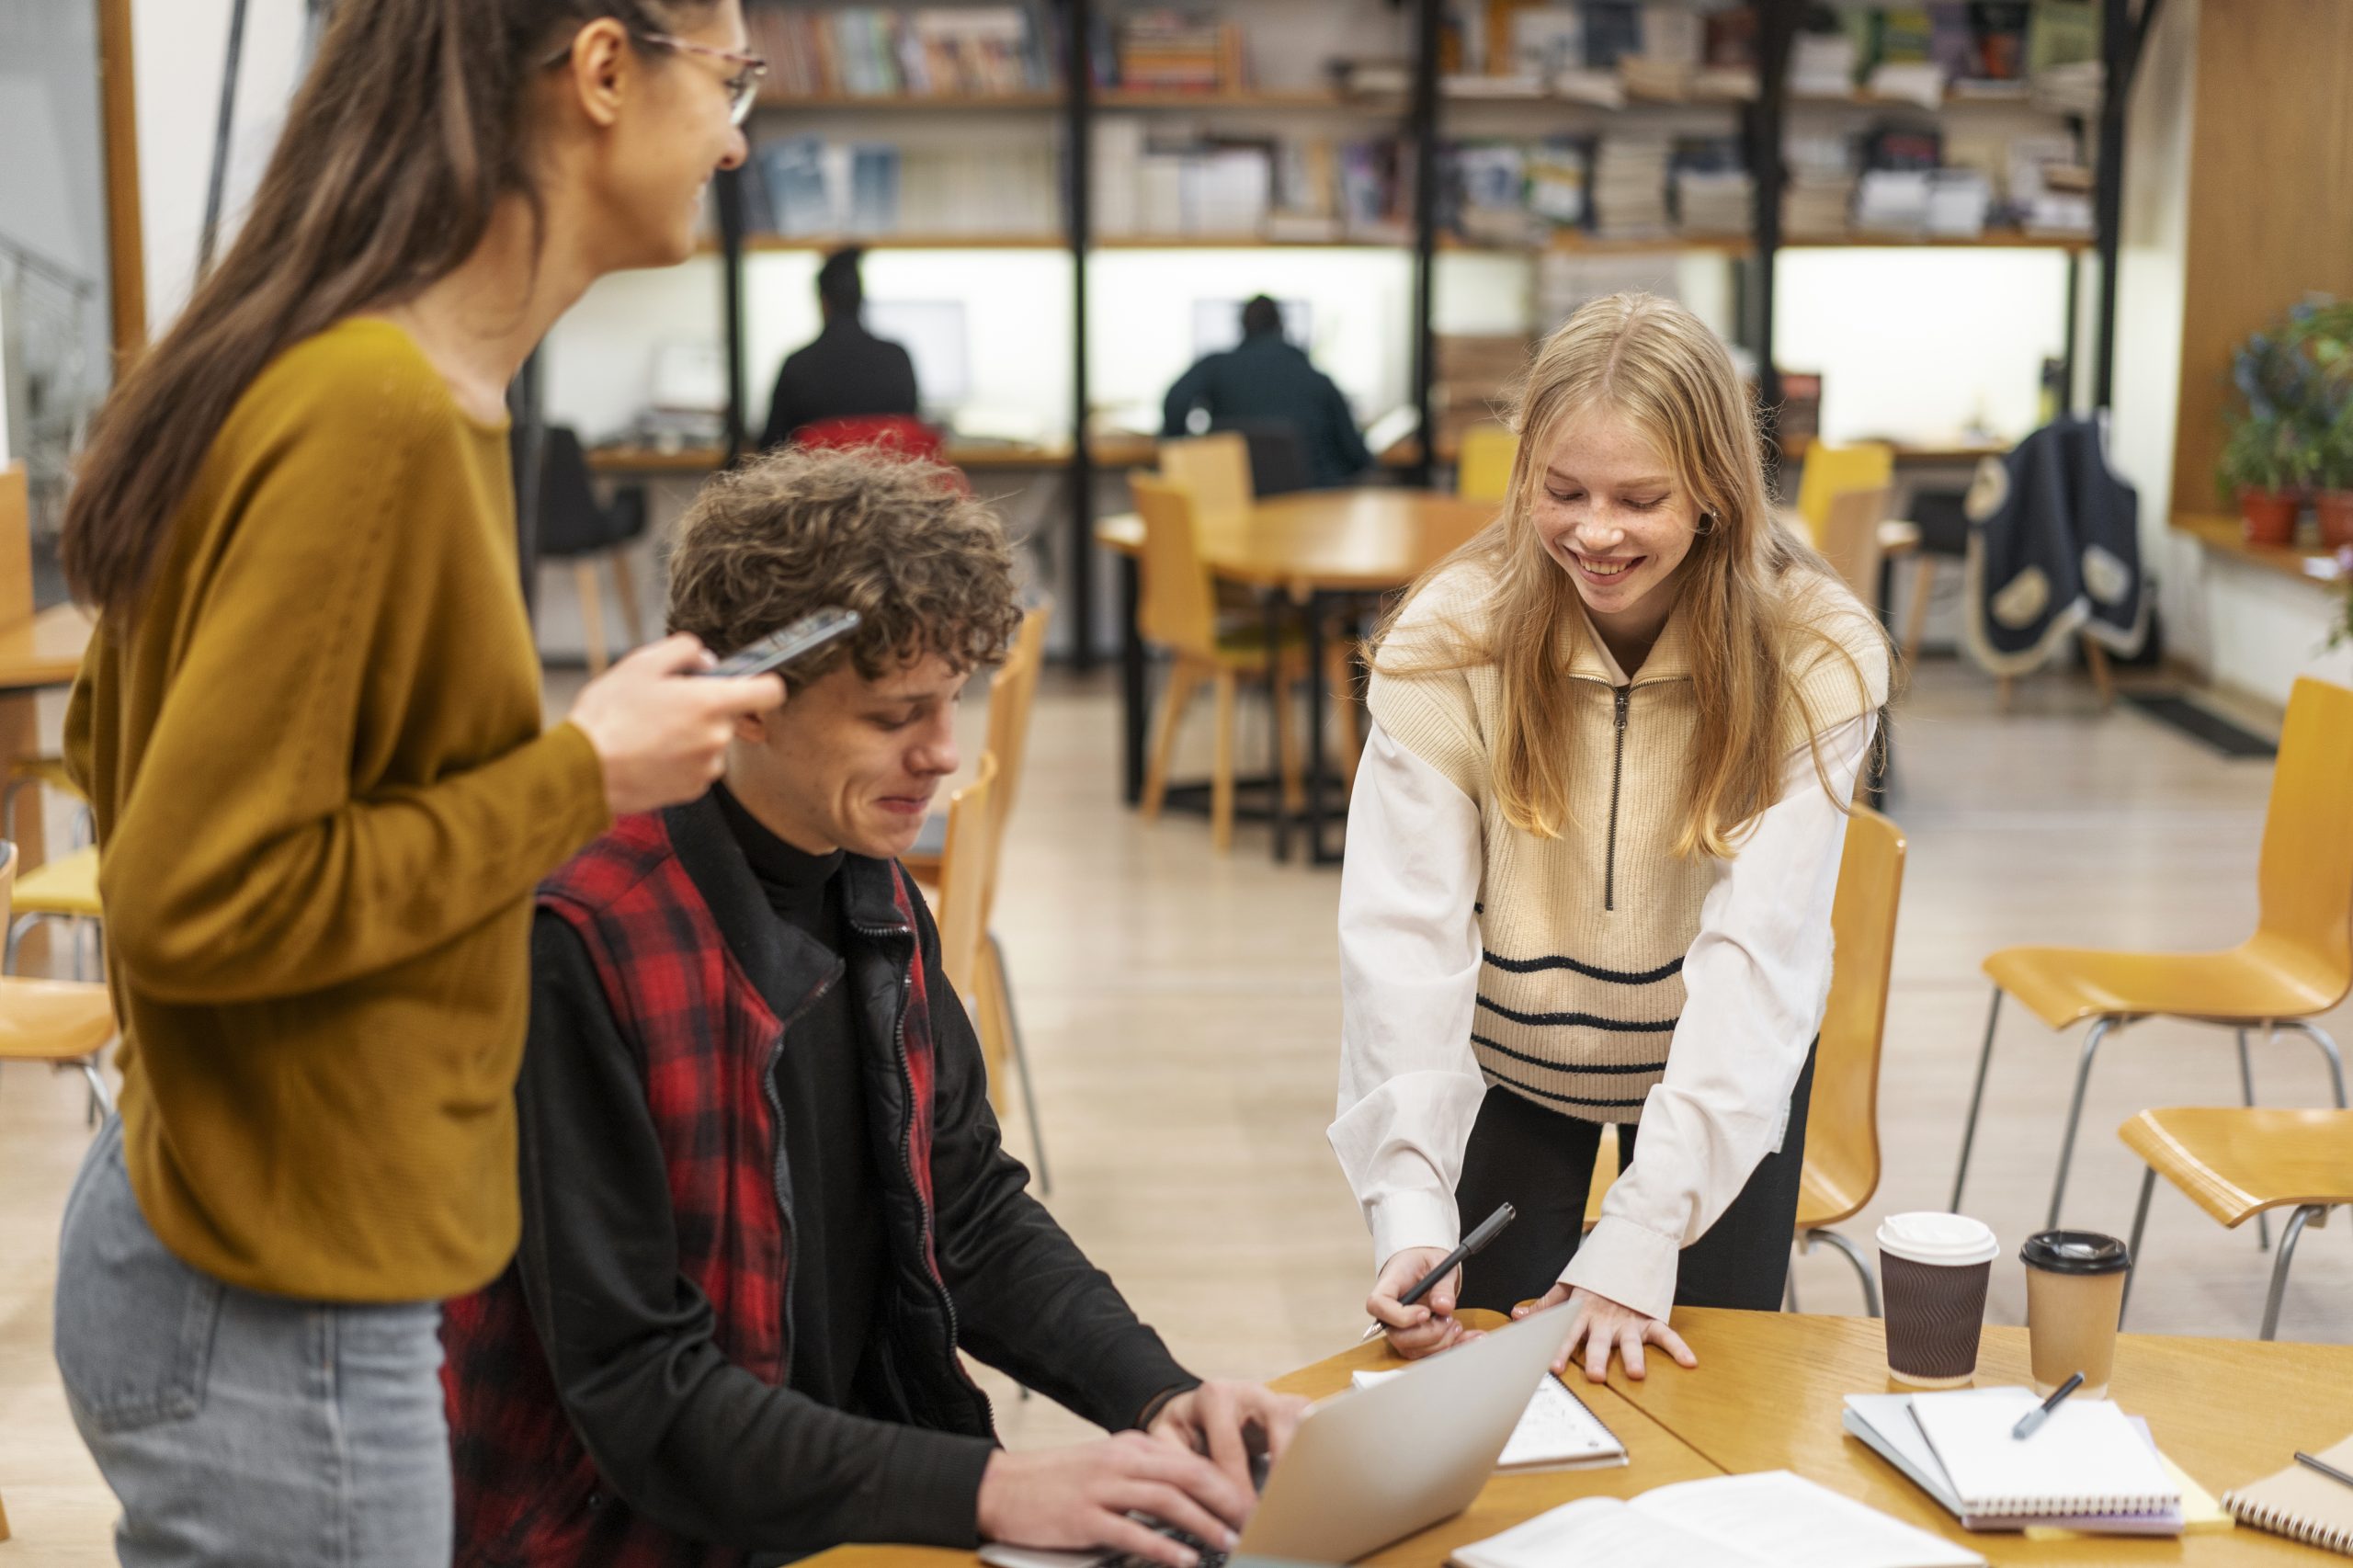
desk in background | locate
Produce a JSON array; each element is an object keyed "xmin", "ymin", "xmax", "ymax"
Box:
[
  {"xmin": 807, "ymin": 1306, "xmax": 2353, "ymax": 1567},
  {"xmin": 1097, "ymin": 488, "xmax": 1494, "ymax": 865}
]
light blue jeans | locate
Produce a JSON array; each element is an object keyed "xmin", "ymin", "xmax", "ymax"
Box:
[{"xmin": 54, "ymin": 1118, "xmax": 453, "ymax": 1567}]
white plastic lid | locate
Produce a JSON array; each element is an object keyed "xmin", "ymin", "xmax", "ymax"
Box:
[{"xmin": 1876, "ymin": 1210, "xmax": 1999, "ymax": 1267}]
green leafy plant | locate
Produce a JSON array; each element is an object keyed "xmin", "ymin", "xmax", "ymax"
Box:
[{"xmin": 2216, "ymin": 410, "xmax": 2314, "ymax": 497}]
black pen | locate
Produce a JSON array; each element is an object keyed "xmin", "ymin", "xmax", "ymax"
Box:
[
  {"xmin": 2011, "ymin": 1372, "xmax": 2084, "ymax": 1439},
  {"xmin": 2297, "ymin": 1451, "xmax": 2353, "ymax": 1490},
  {"xmin": 1360, "ymin": 1202, "xmax": 1517, "ymax": 1343}
]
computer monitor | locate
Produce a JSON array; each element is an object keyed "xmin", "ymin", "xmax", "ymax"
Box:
[
  {"xmin": 1191, "ymin": 297, "xmax": 1313, "ymax": 357},
  {"xmin": 863, "ymin": 299, "xmax": 971, "ymax": 415}
]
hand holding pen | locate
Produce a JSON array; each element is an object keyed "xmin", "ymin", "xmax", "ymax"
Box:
[{"xmin": 1360, "ymin": 1203, "xmax": 1518, "ymax": 1350}]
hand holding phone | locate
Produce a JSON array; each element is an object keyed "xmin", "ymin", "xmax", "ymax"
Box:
[{"xmin": 702, "ymin": 607, "xmax": 862, "ymax": 679}]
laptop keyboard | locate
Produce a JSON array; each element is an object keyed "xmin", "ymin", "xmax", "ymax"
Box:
[{"xmin": 1101, "ymin": 1527, "xmax": 1226, "ymax": 1568}]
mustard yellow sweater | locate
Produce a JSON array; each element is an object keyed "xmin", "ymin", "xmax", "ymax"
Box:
[{"xmin": 64, "ymin": 318, "xmax": 611, "ymax": 1301}]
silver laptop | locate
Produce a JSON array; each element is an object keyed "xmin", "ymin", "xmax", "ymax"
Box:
[{"xmin": 982, "ymin": 1309, "xmax": 1579, "ymax": 1568}]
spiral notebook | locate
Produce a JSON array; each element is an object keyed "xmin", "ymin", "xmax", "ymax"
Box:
[
  {"xmin": 2222, "ymin": 1437, "xmax": 2353, "ymax": 1556},
  {"xmin": 1908, "ymin": 1389, "xmax": 2179, "ymax": 1520}
]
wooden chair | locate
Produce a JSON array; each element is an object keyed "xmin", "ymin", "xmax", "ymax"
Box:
[
  {"xmin": 1583, "ymin": 809, "xmax": 1907, "ymax": 1316},
  {"xmin": 1815, "ymin": 485, "xmax": 1896, "ymax": 602},
  {"xmin": 1157, "ymin": 432, "xmax": 1256, "ymax": 519},
  {"xmin": 5, "ymin": 843, "xmax": 101, "ymax": 979},
  {"xmin": 1953, "ymin": 676, "xmax": 2353, "ymax": 1231},
  {"xmin": 1456, "ymin": 426, "xmax": 1519, "ymax": 504},
  {"xmin": 1793, "ymin": 441, "xmax": 1895, "ymax": 547},
  {"xmin": 2119, "ymin": 1107, "xmax": 2353, "ymax": 1339},
  {"xmin": 1131, "ymin": 474, "xmax": 1311, "ymax": 852},
  {"xmin": 932, "ymin": 752, "xmax": 998, "ymax": 1017},
  {"xmin": 0, "ymin": 842, "xmax": 116, "ymax": 1119},
  {"xmin": 536, "ymin": 426, "xmax": 648, "ymax": 676}
]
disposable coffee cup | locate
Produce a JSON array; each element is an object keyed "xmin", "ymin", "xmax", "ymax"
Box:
[
  {"xmin": 2020, "ymin": 1230, "xmax": 2131, "ymax": 1399},
  {"xmin": 1876, "ymin": 1212, "xmax": 1998, "ymax": 1388}
]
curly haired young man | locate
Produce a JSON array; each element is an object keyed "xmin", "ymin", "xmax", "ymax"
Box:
[{"xmin": 442, "ymin": 449, "xmax": 1302, "ymax": 1567}]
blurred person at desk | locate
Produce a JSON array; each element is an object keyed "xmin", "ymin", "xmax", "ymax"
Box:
[
  {"xmin": 444, "ymin": 449, "xmax": 1303, "ymax": 1567},
  {"xmin": 759, "ymin": 246, "xmax": 921, "ymax": 449},
  {"xmin": 1161, "ymin": 295, "xmax": 1374, "ymax": 489}
]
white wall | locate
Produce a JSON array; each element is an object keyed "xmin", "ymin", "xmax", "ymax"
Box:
[{"xmin": 131, "ymin": 0, "xmax": 312, "ymax": 335}]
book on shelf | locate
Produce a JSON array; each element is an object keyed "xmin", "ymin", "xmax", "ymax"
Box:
[
  {"xmin": 1590, "ymin": 132, "xmax": 1672, "ymax": 241},
  {"xmin": 747, "ymin": 4, "xmax": 1052, "ymax": 99},
  {"xmin": 1102, "ymin": 7, "xmax": 1247, "ymax": 94},
  {"xmin": 1778, "ymin": 0, "xmax": 2103, "ymax": 108},
  {"xmin": 1671, "ymin": 135, "xmax": 1750, "ymax": 237},
  {"xmin": 748, "ymin": 133, "xmax": 1060, "ymax": 238},
  {"xmin": 1092, "ymin": 121, "xmax": 1407, "ymax": 242}
]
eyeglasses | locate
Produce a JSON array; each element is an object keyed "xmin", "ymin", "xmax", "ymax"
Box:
[{"xmin": 542, "ymin": 29, "xmax": 769, "ymax": 127}]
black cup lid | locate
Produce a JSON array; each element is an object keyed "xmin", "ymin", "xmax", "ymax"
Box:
[{"xmin": 2021, "ymin": 1229, "xmax": 2131, "ymax": 1274}]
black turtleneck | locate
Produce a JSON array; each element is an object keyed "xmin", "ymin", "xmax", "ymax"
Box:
[{"xmin": 712, "ymin": 783, "xmax": 886, "ymax": 1414}]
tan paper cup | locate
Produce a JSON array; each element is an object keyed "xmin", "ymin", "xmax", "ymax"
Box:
[
  {"xmin": 2020, "ymin": 1230, "xmax": 2131, "ymax": 1398},
  {"xmin": 1876, "ymin": 1212, "xmax": 1998, "ymax": 1388}
]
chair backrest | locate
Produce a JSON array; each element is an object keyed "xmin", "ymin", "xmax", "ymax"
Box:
[
  {"xmin": 1157, "ymin": 433, "xmax": 1254, "ymax": 519},
  {"xmin": 1129, "ymin": 474, "xmax": 1220, "ymax": 661},
  {"xmin": 979, "ymin": 601, "xmax": 1053, "ymax": 922},
  {"xmin": 1212, "ymin": 419, "xmax": 1312, "ymax": 497},
  {"xmin": 934, "ymin": 752, "xmax": 999, "ymax": 1002},
  {"xmin": 0, "ymin": 838, "xmax": 17, "ymax": 917},
  {"xmin": 1582, "ymin": 805, "xmax": 1907, "ymax": 1231},
  {"xmin": 2256, "ymin": 677, "xmax": 2353, "ymax": 1004},
  {"xmin": 1816, "ymin": 484, "xmax": 1894, "ymax": 600},
  {"xmin": 531, "ymin": 426, "xmax": 621, "ymax": 558},
  {"xmin": 1802, "ymin": 805, "xmax": 1907, "ymax": 1221},
  {"xmin": 3, "ymin": 462, "xmax": 36, "ymax": 622},
  {"xmin": 1457, "ymin": 426, "xmax": 1519, "ymax": 504},
  {"xmin": 1794, "ymin": 441, "xmax": 1894, "ymax": 546}
]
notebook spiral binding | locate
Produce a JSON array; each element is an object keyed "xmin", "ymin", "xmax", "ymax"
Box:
[{"xmin": 2222, "ymin": 1490, "xmax": 2353, "ymax": 1555}]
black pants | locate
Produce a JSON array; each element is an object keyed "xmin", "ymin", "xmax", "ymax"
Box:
[{"xmin": 1453, "ymin": 1044, "xmax": 1816, "ymax": 1314}]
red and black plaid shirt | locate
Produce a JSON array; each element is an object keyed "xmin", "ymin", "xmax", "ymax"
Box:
[{"xmin": 441, "ymin": 811, "xmax": 964, "ymax": 1566}]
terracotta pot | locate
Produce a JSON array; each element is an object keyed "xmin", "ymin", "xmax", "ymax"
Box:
[
  {"xmin": 2238, "ymin": 487, "xmax": 2300, "ymax": 547},
  {"xmin": 2317, "ymin": 490, "xmax": 2353, "ymax": 550}
]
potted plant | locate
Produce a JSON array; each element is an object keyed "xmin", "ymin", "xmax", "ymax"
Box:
[
  {"xmin": 2217, "ymin": 411, "xmax": 2309, "ymax": 546},
  {"xmin": 2315, "ymin": 407, "xmax": 2353, "ymax": 549}
]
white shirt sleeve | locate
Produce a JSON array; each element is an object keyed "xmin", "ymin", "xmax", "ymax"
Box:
[
  {"xmin": 1559, "ymin": 712, "xmax": 1877, "ymax": 1323},
  {"xmin": 1327, "ymin": 722, "xmax": 1490, "ymax": 1270}
]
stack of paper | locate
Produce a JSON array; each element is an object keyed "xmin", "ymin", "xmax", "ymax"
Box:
[
  {"xmin": 1784, "ymin": 133, "xmax": 1858, "ymax": 239},
  {"xmin": 1844, "ymin": 1389, "xmax": 2187, "ymax": 1535},
  {"xmin": 1853, "ymin": 169, "xmax": 1934, "ymax": 235},
  {"xmin": 1925, "ymin": 170, "xmax": 1993, "ymax": 237},
  {"xmin": 1590, "ymin": 135, "xmax": 1673, "ymax": 240},
  {"xmin": 1449, "ymin": 1471, "xmax": 1983, "ymax": 1568},
  {"xmin": 1789, "ymin": 31, "xmax": 1859, "ymax": 97},
  {"xmin": 1353, "ymin": 1368, "xmax": 1625, "ymax": 1472}
]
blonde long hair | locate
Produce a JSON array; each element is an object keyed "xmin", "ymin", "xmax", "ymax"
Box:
[{"xmin": 1379, "ymin": 292, "xmax": 1883, "ymax": 857}]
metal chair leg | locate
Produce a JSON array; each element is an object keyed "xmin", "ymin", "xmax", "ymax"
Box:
[
  {"xmin": 2238, "ymin": 1028, "xmax": 2272, "ymax": 1252},
  {"xmin": 990, "ymin": 932, "xmax": 1051, "ymax": 1197},
  {"xmin": 2047, "ymin": 1017, "xmax": 2118, "ymax": 1230},
  {"xmin": 2260, "ymin": 1204, "xmax": 2325, "ymax": 1341},
  {"xmin": 1802, "ymin": 1228, "xmax": 1881, "ymax": 1318},
  {"xmin": 1951, "ymin": 985, "xmax": 2005, "ymax": 1210},
  {"xmin": 2120, "ymin": 1165, "xmax": 2157, "ymax": 1328},
  {"xmin": 79, "ymin": 1054, "xmax": 113, "ymax": 1121},
  {"xmin": 2280, "ymin": 1019, "xmax": 2348, "ymax": 1108}
]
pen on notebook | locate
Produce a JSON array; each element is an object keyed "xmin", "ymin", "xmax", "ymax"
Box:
[
  {"xmin": 2296, "ymin": 1450, "xmax": 2353, "ymax": 1490},
  {"xmin": 1360, "ymin": 1202, "xmax": 1517, "ymax": 1344},
  {"xmin": 2011, "ymin": 1371, "xmax": 2084, "ymax": 1440}
]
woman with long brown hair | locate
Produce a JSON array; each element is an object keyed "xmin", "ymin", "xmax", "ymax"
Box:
[
  {"xmin": 51, "ymin": 4, "xmax": 781, "ymax": 1561},
  {"xmin": 1332, "ymin": 293, "xmax": 1889, "ymax": 1385}
]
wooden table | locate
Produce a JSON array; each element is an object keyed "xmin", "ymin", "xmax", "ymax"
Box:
[
  {"xmin": 585, "ymin": 437, "xmax": 1165, "ymax": 476},
  {"xmin": 1097, "ymin": 488, "xmax": 1495, "ymax": 863},
  {"xmin": 0, "ymin": 604, "xmax": 95, "ymax": 694},
  {"xmin": 810, "ymin": 1307, "xmax": 2351, "ymax": 1567}
]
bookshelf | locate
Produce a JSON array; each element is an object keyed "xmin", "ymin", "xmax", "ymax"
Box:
[{"xmin": 631, "ymin": 0, "xmax": 2134, "ymax": 716}]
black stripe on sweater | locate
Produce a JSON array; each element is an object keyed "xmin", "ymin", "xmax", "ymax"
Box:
[
  {"xmin": 1481, "ymin": 949, "xmax": 1685, "ymax": 986},
  {"xmin": 1476, "ymin": 995, "xmax": 1679, "ymax": 1034},
  {"xmin": 1471, "ymin": 1032, "xmax": 1668, "ymax": 1076},
  {"xmin": 1479, "ymin": 1057, "xmax": 1653, "ymax": 1109}
]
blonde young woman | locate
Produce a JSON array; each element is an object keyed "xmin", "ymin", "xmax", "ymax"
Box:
[{"xmin": 1331, "ymin": 293, "xmax": 1889, "ymax": 1384}]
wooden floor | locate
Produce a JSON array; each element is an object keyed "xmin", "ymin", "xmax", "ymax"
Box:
[{"xmin": 3, "ymin": 657, "xmax": 2347, "ymax": 1556}]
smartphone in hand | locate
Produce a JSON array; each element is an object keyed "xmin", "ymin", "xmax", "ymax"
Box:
[{"xmin": 700, "ymin": 608, "xmax": 861, "ymax": 679}]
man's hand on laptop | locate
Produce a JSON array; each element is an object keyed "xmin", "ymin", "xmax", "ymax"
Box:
[
  {"xmin": 1145, "ymin": 1380, "xmax": 1308, "ymax": 1497},
  {"xmin": 976, "ymin": 1433, "xmax": 1251, "ymax": 1568},
  {"xmin": 1512, "ymin": 1283, "xmax": 1696, "ymax": 1384},
  {"xmin": 1366, "ymin": 1245, "xmax": 1480, "ymax": 1358}
]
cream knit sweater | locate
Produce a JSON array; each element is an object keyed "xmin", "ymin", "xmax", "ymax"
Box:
[{"xmin": 1366, "ymin": 559, "xmax": 1890, "ymax": 1123}]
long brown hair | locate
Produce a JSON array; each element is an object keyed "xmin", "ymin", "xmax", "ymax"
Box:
[
  {"xmin": 1379, "ymin": 292, "xmax": 1885, "ymax": 857},
  {"xmin": 61, "ymin": 0, "xmax": 715, "ymax": 618}
]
